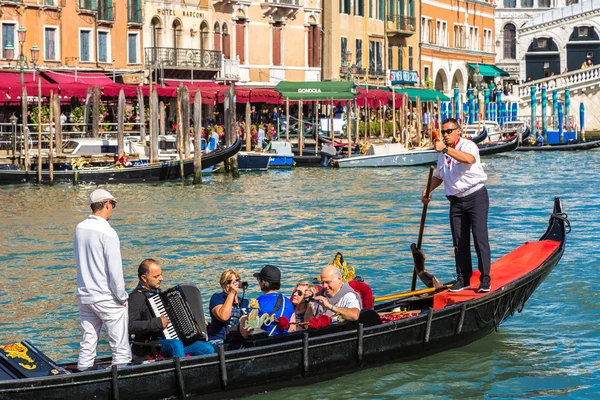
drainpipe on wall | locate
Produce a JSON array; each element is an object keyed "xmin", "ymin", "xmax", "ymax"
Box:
[{"xmin": 418, "ymin": 0, "xmax": 422, "ymax": 85}]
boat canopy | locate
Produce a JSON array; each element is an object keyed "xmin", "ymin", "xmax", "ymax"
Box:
[
  {"xmin": 393, "ymin": 87, "xmax": 450, "ymax": 102},
  {"xmin": 468, "ymin": 63, "xmax": 510, "ymax": 77},
  {"xmin": 275, "ymin": 81, "xmax": 356, "ymax": 101}
]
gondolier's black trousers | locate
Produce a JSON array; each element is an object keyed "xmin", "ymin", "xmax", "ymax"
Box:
[{"xmin": 447, "ymin": 186, "xmax": 491, "ymax": 286}]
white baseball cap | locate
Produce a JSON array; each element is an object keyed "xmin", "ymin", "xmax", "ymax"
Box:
[{"xmin": 88, "ymin": 189, "xmax": 116, "ymax": 205}]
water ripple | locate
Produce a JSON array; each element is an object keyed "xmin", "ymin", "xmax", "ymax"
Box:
[{"xmin": 1, "ymin": 150, "xmax": 599, "ymax": 398}]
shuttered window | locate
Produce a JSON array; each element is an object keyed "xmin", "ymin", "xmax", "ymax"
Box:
[
  {"xmin": 236, "ymin": 21, "xmax": 245, "ymax": 64},
  {"xmin": 272, "ymin": 24, "xmax": 282, "ymax": 66}
]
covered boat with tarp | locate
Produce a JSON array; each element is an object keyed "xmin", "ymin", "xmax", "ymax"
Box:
[{"xmin": 0, "ymin": 198, "xmax": 568, "ymax": 399}]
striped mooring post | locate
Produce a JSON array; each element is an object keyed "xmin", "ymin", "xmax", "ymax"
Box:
[
  {"xmin": 541, "ymin": 85, "xmax": 547, "ymax": 142},
  {"xmin": 530, "ymin": 85, "xmax": 537, "ymax": 139}
]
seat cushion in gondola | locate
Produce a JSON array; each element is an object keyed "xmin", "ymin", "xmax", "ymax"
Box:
[{"xmin": 433, "ymin": 239, "xmax": 561, "ymax": 310}]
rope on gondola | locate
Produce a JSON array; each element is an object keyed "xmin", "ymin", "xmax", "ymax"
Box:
[
  {"xmin": 474, "ymin": 298, "xmax": 503, "ymax": 332},
  {"xmin": 517, "ymin": 276, "xmax": 542, "ymax": 313},
  {"xmin": 551, "ymin": 212, "xmax": 571, "ymax": 234}
]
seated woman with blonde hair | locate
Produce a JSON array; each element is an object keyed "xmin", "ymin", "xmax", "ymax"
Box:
[
  {"xmin": 207, "ymin": 269, "xmax": 249, "ymax": 344},
  {"xmin": 290, "ymin": 282, "xmax": 316, "ymax": 328}
]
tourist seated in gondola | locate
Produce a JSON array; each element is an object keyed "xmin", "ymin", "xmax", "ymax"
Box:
[
  {"xmin": 206, "ymin": 269, "xmax": 249, "ymax": 344},
  {"xmin": 290, "ymin": 282, "xmax": 316, "ymax": 328},
  {"xmin": 536, "ymin": 131, "xmax": 544, "ymax": 147},
  {"xmin": 305, "ymin": 264, "xmax": 362, "ymax": 323},
  {"xmin": 239, "ymin": 265, "xmax": 296, "ymax": 337},
  {"xmin": 128, "ymin": 259, "xmax": 215, "ymax": 362}
]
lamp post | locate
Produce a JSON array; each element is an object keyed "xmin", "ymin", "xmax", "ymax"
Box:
[{"xmin": 5, "ymin": 27, "xmax": 40, "ymax": 84}]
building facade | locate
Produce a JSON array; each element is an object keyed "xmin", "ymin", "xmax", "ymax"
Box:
[
  {"xmin": 497, "ymin": 0, "xmax": 600, "ymax": 82},
  {"xmin": 322, "ymin": 0, "xmax": 421, "ymax": 85},
  {"xmin": 0, "ymin": 0, "xmax": 144, "ymax": 78},
  {"xmin": 211, "ymin": 0, "xmax": 322, "ymax": 84},
  {"xmin": 143, "ymin": 0, "xmax": 223, "ymax": 82},
  {"xmin": 421, "ymin": 0, "xmax": 496, "ymax": 95}
]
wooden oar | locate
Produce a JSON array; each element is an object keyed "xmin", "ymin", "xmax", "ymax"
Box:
[
  {"xmin": 410, "ymin": 165, "xmax": 443, "ymax": 291},
  {"xmin": 374, "ymin": 283, "xmax": 453, "ymax": 303}
]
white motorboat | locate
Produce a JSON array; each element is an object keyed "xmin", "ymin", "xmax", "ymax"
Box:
[{"xmin": 334, "ymin": 143, "xmax": 438, "ymax": 168}]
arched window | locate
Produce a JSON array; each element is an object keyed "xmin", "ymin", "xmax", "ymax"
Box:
[
  {"xmin": 200, "ymin": 21, "xmax": 209, "ymax": 51},
  {"xmin": 150, "ymin": 17, "xmax": 162, "ymax": 48},
  {"xmin": 172, "ymin": 20, "xmax": 182, "ymax": 49},
  {"xmin": 214, "ymin": 22, "xmax": 221, "ymax": 52},
  {"xmin": 222, "ymin": 23, "xmax": 230, "ymax": 59},
  {"xmin": 503, "ymin": 24, "xmax": 516, "ymax": 59}
]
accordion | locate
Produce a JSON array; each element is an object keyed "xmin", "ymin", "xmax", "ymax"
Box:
[{"xmin": 147, "ymin": 285, "xmax": 207, "ymax": 346}]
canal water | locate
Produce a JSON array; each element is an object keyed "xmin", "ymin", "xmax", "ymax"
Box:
[{"xmin": 0, "ymin": 149, "xmax": 598, "ymax": 399}]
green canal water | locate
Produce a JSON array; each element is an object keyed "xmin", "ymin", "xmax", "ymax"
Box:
[{"xmin": 1, "ymin": 149, "xmax": 599, "ymax": 399}]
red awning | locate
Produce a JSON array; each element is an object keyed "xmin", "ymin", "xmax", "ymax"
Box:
[
  {"xmin": 43, "ymin": 71, "xmax": 115, "ymax": 86},
  {"xmin": 0, "ymin": 72, "xmax": 51, "ymax": 85}
]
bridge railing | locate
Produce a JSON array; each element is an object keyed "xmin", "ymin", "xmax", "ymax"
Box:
[{"xmin": 516, "ymin": 64, "xmax": 600, "ymax": 100}]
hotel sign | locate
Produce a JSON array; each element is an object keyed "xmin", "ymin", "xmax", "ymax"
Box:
[
  {"xmin": 157, "ymin": 8, "xmax": 205, "ymax": 19},
  {"xmin": 386, "ymin": 69, "xmax": 419, "ymax": 86}
]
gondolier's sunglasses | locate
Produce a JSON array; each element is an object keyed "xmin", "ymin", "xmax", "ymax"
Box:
[
  {"xmin": 108, "ymin": 200, "xmax": 116, "ymax": 209},
  {"xmin": 441, "ymin": 128, "xmax": 459, "ymax": 135}
]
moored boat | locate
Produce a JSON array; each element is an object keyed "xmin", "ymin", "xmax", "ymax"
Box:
[
  {"xmin": 516, "ymin": 137, "xmax": 600, "ymax": 151},
  {"xmin": 0, "ymin": 137, "xmax": 242, "ymax": 185},
  {"xmin": 0, "ymin": 198, "xmax": 568, "ymax": 399},
  {"xmin": 477, "ymin": 135, "xmax": 519, "ymax": 156}
]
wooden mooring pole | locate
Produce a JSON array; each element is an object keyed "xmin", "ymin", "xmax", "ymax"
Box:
[
  {"xmin": 48, "ymin": 91, "xmax": 54, "ymax": 185},
  {"xmin": 22, "ymin": 87, "xmax": 29, "ymax": 171},
  {"xmin": 193, "ymin": 90, "xmax": 203, "ymax": 185},
  {"xmin": 117, "ymin": 89, "xmax": 125, "ymax": 157}
]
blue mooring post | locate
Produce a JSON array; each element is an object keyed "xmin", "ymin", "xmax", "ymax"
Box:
[
  {"xmin": 530, "ymin": 85, "xmax": 537, "ymax": 139},
  {"xmin": 467, "ymin": 87, "xmax": 474, "ymax": 124},
  {"xmin": 552, "ymin": 89, "xmax": 558, "ymax": 129},
  {"xmin": 541, "ymin": 85, "xmax": 547, "ymax": 143},
  {"xmin": 497, "ymin": 90, "xmax": 503, "ymax": 126},
  {"xmin": 454, "ymin": 86, "xmax": 459, "ymax": 120},
  {"xmin": 484, "ymin": 88, "xmax": 490, "ymax": 120},
  {"xmin": 580, "ymin": 102, "xmax": 585, "ymax": 140},
  {"xmin": 558, "ymin": 102, "xmax": 564, "ymax": 143},
  {"xmin": 565, "ymin": 88, "xmax": 571, "ymax": 132}
]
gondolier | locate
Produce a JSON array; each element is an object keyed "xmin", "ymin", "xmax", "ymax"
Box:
[
  {"xmin": 74, "ymin": 189, "xmax": 131, "ymax": 370},
  {"xmin": 421, "ymin": 118, "xmax": 492, "ymax": 293}
]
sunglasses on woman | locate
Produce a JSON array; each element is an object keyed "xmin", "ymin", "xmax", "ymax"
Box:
[{"xmin": 225, "ymin": 279, "xmax": 240, "ymax": 285}]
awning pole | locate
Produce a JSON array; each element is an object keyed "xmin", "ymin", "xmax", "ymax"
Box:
[
  {"xmin": 285, "ymin": 97, "xmax": 290, "ymax": 142},
  {"xmin": 299, "ymin": 99, "xmax": 303, "ymax": 157},
  {"xmin": 315, "ymin": 100, "xmax": 319, "ymax": 156},
  {"xmin": 330, "ymin": 97, "xmax": 334, "ymax": 143}
]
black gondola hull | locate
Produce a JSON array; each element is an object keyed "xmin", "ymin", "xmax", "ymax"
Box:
[
  {"xmin": 0, "ymin": 138, "xmax": 242, "ymax": 185},
  {"xmin": 0, "ymin": 199, "xmax": 567, "ymax": 400}
]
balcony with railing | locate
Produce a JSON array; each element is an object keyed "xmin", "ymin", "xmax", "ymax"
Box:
[
  {"xmin": 145, "ymin": 47, "xmax": 222, "ymax": 70},
  {"xmin": 217, "ymin": 56, "xmax": 240, "ymax": 81},
  {"xmin": 387, "ymin": 15, "xmax": 417, "ymax": 36},
  {"xmin": 263, "ymin": 0, "xmax": 301, "ymax": 6}
]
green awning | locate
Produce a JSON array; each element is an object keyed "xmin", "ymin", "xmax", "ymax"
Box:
[
  {"xmin": 393, "ymin": 88, "xmax": 450, "ymax": 102},
  {"xmin": 468, "ymin": 63, "xmax": 510, "ymax": 77},
  {"xmin": 275, "ymin": 81, "xmax": 356, "ymax": 100}
]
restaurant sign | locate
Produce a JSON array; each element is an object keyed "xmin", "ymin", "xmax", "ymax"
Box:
[{"xmin": 386, "ymin": 69, "xmax": 419, "ymax": 86}]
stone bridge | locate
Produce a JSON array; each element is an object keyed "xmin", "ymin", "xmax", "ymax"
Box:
[{"xmin": 516, "ymin": 64, "xmax": 600, "ymax": 131}]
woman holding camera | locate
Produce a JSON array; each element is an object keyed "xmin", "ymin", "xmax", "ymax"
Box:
[
  {"xmin": 207, "ymin": 269, "xmax": 249, "ymax": 343},
  {"xmin": 290, "ymin": 282, "xmax": 316, "ymax": 327}
]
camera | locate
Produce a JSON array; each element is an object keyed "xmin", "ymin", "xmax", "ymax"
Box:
[
  {"xmin": 303, "ymin": 295, "xmax": 313, "ymax": 304},
  {"xmin": 240, "ymin": 281, "xmax": 249, "ymax": 290}
]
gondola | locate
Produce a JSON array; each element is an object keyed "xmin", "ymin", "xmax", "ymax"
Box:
[
  {"xmin": 516, "ymin": 137, "xmax": 600, "ymax": 151},
  {"xmin": 477, "ymin": 135, "xmax": 519, "ymax": 156},
  {"xmin": 0, "ymin": 137, "xmax": 242, "ymax": 185},
  {"xmin": 0, "ymin": 198, "xmax": 568, "ymax": 400}
]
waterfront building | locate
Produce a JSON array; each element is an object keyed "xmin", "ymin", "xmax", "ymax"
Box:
[
  {"xmin": 421, "ymin": 0, "xmax": 496, "ymax": 95},
  {"xmin": 211, "ymin": 0, "xmax": 322, "ymax": 84},
  {"xmin": 0, "ymin": 0, "xmax": 144, "ymax": 82},
  {"xmin": 322, "ymin": 0, "xmax": 420, "ymax": 85},
  {"xmin": 144, "ymin": 0, "xmax": 224, "ymax": 83},
  {"xmin": 496, "ymin": 0, "xmax": 600, "ymax": 82}
]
